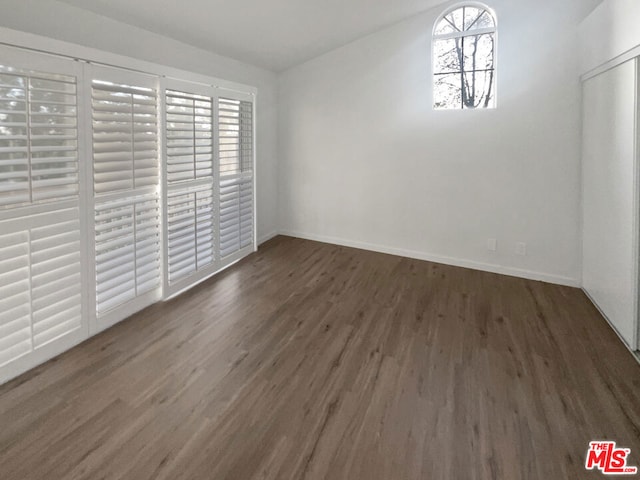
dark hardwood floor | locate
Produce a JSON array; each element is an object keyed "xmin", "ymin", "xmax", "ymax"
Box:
[{"xmin": 0, "ymin": 235, "xmax": 639, "ymax": 479}]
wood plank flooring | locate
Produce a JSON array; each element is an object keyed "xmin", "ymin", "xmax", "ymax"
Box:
[{"xmin": 1, "ymin": 235, "xmax": 639, "ymax": 480}]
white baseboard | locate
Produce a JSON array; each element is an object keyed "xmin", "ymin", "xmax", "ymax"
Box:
[
  {"xmin": 258, "ymin": 230, "xmax": 278, "ymax": 245},
  {"xmin": 279, "ymin": 230, "xmax": 581, "ymax": 288}
]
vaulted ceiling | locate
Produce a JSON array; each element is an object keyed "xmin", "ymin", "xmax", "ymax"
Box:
[
  {"xmin": 56, "ymin": 0, "xmax": 449, "ymax": 71},
  {"xmin": 56, "ymin": 0, "xmax": 603, "ymax": 72}
]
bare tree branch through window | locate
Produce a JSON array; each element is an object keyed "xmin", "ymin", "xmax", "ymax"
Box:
[{"xmin": 433, "ymin": 5, "xmax": 496, "ymax": 110}]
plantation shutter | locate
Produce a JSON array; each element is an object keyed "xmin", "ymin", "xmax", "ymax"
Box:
[
  {"xmin": 0, "ymin": 229, "xmax": 30, "ymax": 366},
  {"xmin": 218, "ymin": 95, "xmax": 254, "ymax": 263},
  {"xmin": 0, "ymin": 56, "xmax": 80, "ymax": 209},
  {"xmin": 165, "ymin": 89, "xmax": 214, "ymax": 183},
  {"xmin": 0, "ymin": 43, "xmax": 257, "ymax": 384},
  {"xmin": 94, "ymin": 194, "xmax": 161, "ymax": 314},
  {"xmin": 166, "ymin": 185, "xmax": 215, "ymax": 281},
  {"xmin": 0, "ymin": 210, "xmax": 84, "ymax": 369},
  {"xmin": 0, "ymin": 46, "xmax": 87, "ymax": 383},
  {"xmin": 92, "ymin": 79, "xmax": 158, "ymax": 194},
  {"xmin": 163, "ymin": 82, "xmax": 217, "ymax": 297},
  {"xmin": 90, "ymin": 66, "xmax": 161, "ymax": 330},
  {"xmin": 31, "ymin": 215, "xmax": 83, "ymax": 347}
]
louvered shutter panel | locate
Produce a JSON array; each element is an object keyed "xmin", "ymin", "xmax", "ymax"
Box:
[
  {"xmin": 166, "ymin": 185, "xmax": 214, "ymax": 284},
  {"xmin": 90, "ymin": 67, "xmax": 161, "ymax": 328},
  {"xmin": 218, "ymin": 96, "xmax": 254, "ymax": 261},
  {"xmin": 0, "ymin": 66, "xmax": 79, "ymax": 208},
  {"xmin": 92, "ymin": 80, "xmax": 158, "ymax": 194},
  {"xmin": 0, "ymin": 71, "xmax": 29, "ymax": 207},
  {"xmin": 219, "ymin": 177, "xmax": 240, "ymax": 258},
  {"xmin": 0, "ymin": 230, "xmax": 30, "ymax": 367},
  {"xmin": 94, "ymin": 194, "xmax": 160, "ymax": 315},
  {"xmin": 163, "ymin": 83, "xmax": 217, "ymax": 296},
  {"xmin": 240, "ymin": 100, "xmax": 253, "ymax": 173},
  {"xmin": 218, "ymin": 177, "xmax": 253, "ymax": 257},
  {"xmin": 0, "ymin": 47, "xmax": 86, "ymax": 385},
  {"xmin": 30, "ymin": 73, "xmax": 79, "ymax": 202},
  {"xmin": 167, "ymin": 190, "xmax": 197, "ymax": 282},
  {"xmin": 166, "ymin": 90, "xmax": 213, "ymax": 183},
  {"xmin": 31, "ymin": 217, "xmax": 82, "ymax": 347},
  {"xmin": 135, "ymin": 196, "xmax": 162, "ymax": 294},
  {"xmin": 94, "ymin": 199, "xmax": 135, "ymax": 313},
  {"xmin": 0, "ymin": 210, "xmax": 84, "ymax": 370},
  {"xmin": 239, "ymin": 177, "xmax": 253, "ymax": 248}
]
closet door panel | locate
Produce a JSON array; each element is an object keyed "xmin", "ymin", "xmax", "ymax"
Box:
[{"xmin": 582, "ymin": 59, "xmax": 638, "ymax": 349}]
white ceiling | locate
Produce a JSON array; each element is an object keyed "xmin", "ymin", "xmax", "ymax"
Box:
[
  {"xmin": 56, "ymin": 0, "xmax": 603, "ymax": 72},
  {"xmin": 56, "ymin": 0, "xmax": 449, "ymax": 72}
]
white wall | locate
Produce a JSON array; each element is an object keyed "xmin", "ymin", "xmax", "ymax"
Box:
[
  {"xmin": 278, "ymin": 0, "xmax": 585, "ymax": 285},
  {"xmin": 580, "ymin": 0, "xmax": 640, "ymax": 75},
  {"xmin": 0, "ymin": 0, "xmax": 279, "ymax": 242}
]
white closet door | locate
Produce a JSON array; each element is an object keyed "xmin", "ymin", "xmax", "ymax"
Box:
[
  {"xmin": 89, "ymin": 66, "xmax": 161, "ymax": 332},
  {"xmin": 218, "ymin": 94, "xmax": 255, "ymax": 268},
  {"xmin": 582, "ymin": 59, "xmax": 639, "ymax": 350},
  {"xmin": 0, "ymin": 46, "xmax": 87, "ymax": 384}
]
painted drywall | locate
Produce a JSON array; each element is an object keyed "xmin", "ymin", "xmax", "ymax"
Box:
[
  {"xmin": 278, "ymin": 0, "xmax": 584, "ymax": 285},
  {"xmin": 580, "ymin": 0, "xmax": 640, "ymax": 74},
  {"xmin": 0, "ymin": 0, "xmax": 279, "ymax": 242},
  {"xmin": 582, "ymin": 60, "xmax": 638, "ymax": 349}
]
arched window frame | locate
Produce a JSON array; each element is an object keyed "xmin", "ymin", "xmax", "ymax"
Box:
[{"xmin": 432, "ymin": 2, "xmax": 498, "ymax": 110}]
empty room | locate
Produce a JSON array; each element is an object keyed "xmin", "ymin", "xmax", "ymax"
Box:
[{"xmin": 0, "ymin": 0, "xmax": 639, "ymax": 478}]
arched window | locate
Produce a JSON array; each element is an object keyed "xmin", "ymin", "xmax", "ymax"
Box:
[{"xmin": 433, "ymin": 4, "xmax": 497, "ymax": 110}]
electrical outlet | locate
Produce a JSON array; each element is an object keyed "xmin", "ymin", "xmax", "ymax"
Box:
[
  {"xmin": 487, "ymin": 238, "xmax": 497, "ymax": 252},
  {"xmin": 516, "ymin": 242, "xmax": 527, "ymax": 256}
]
